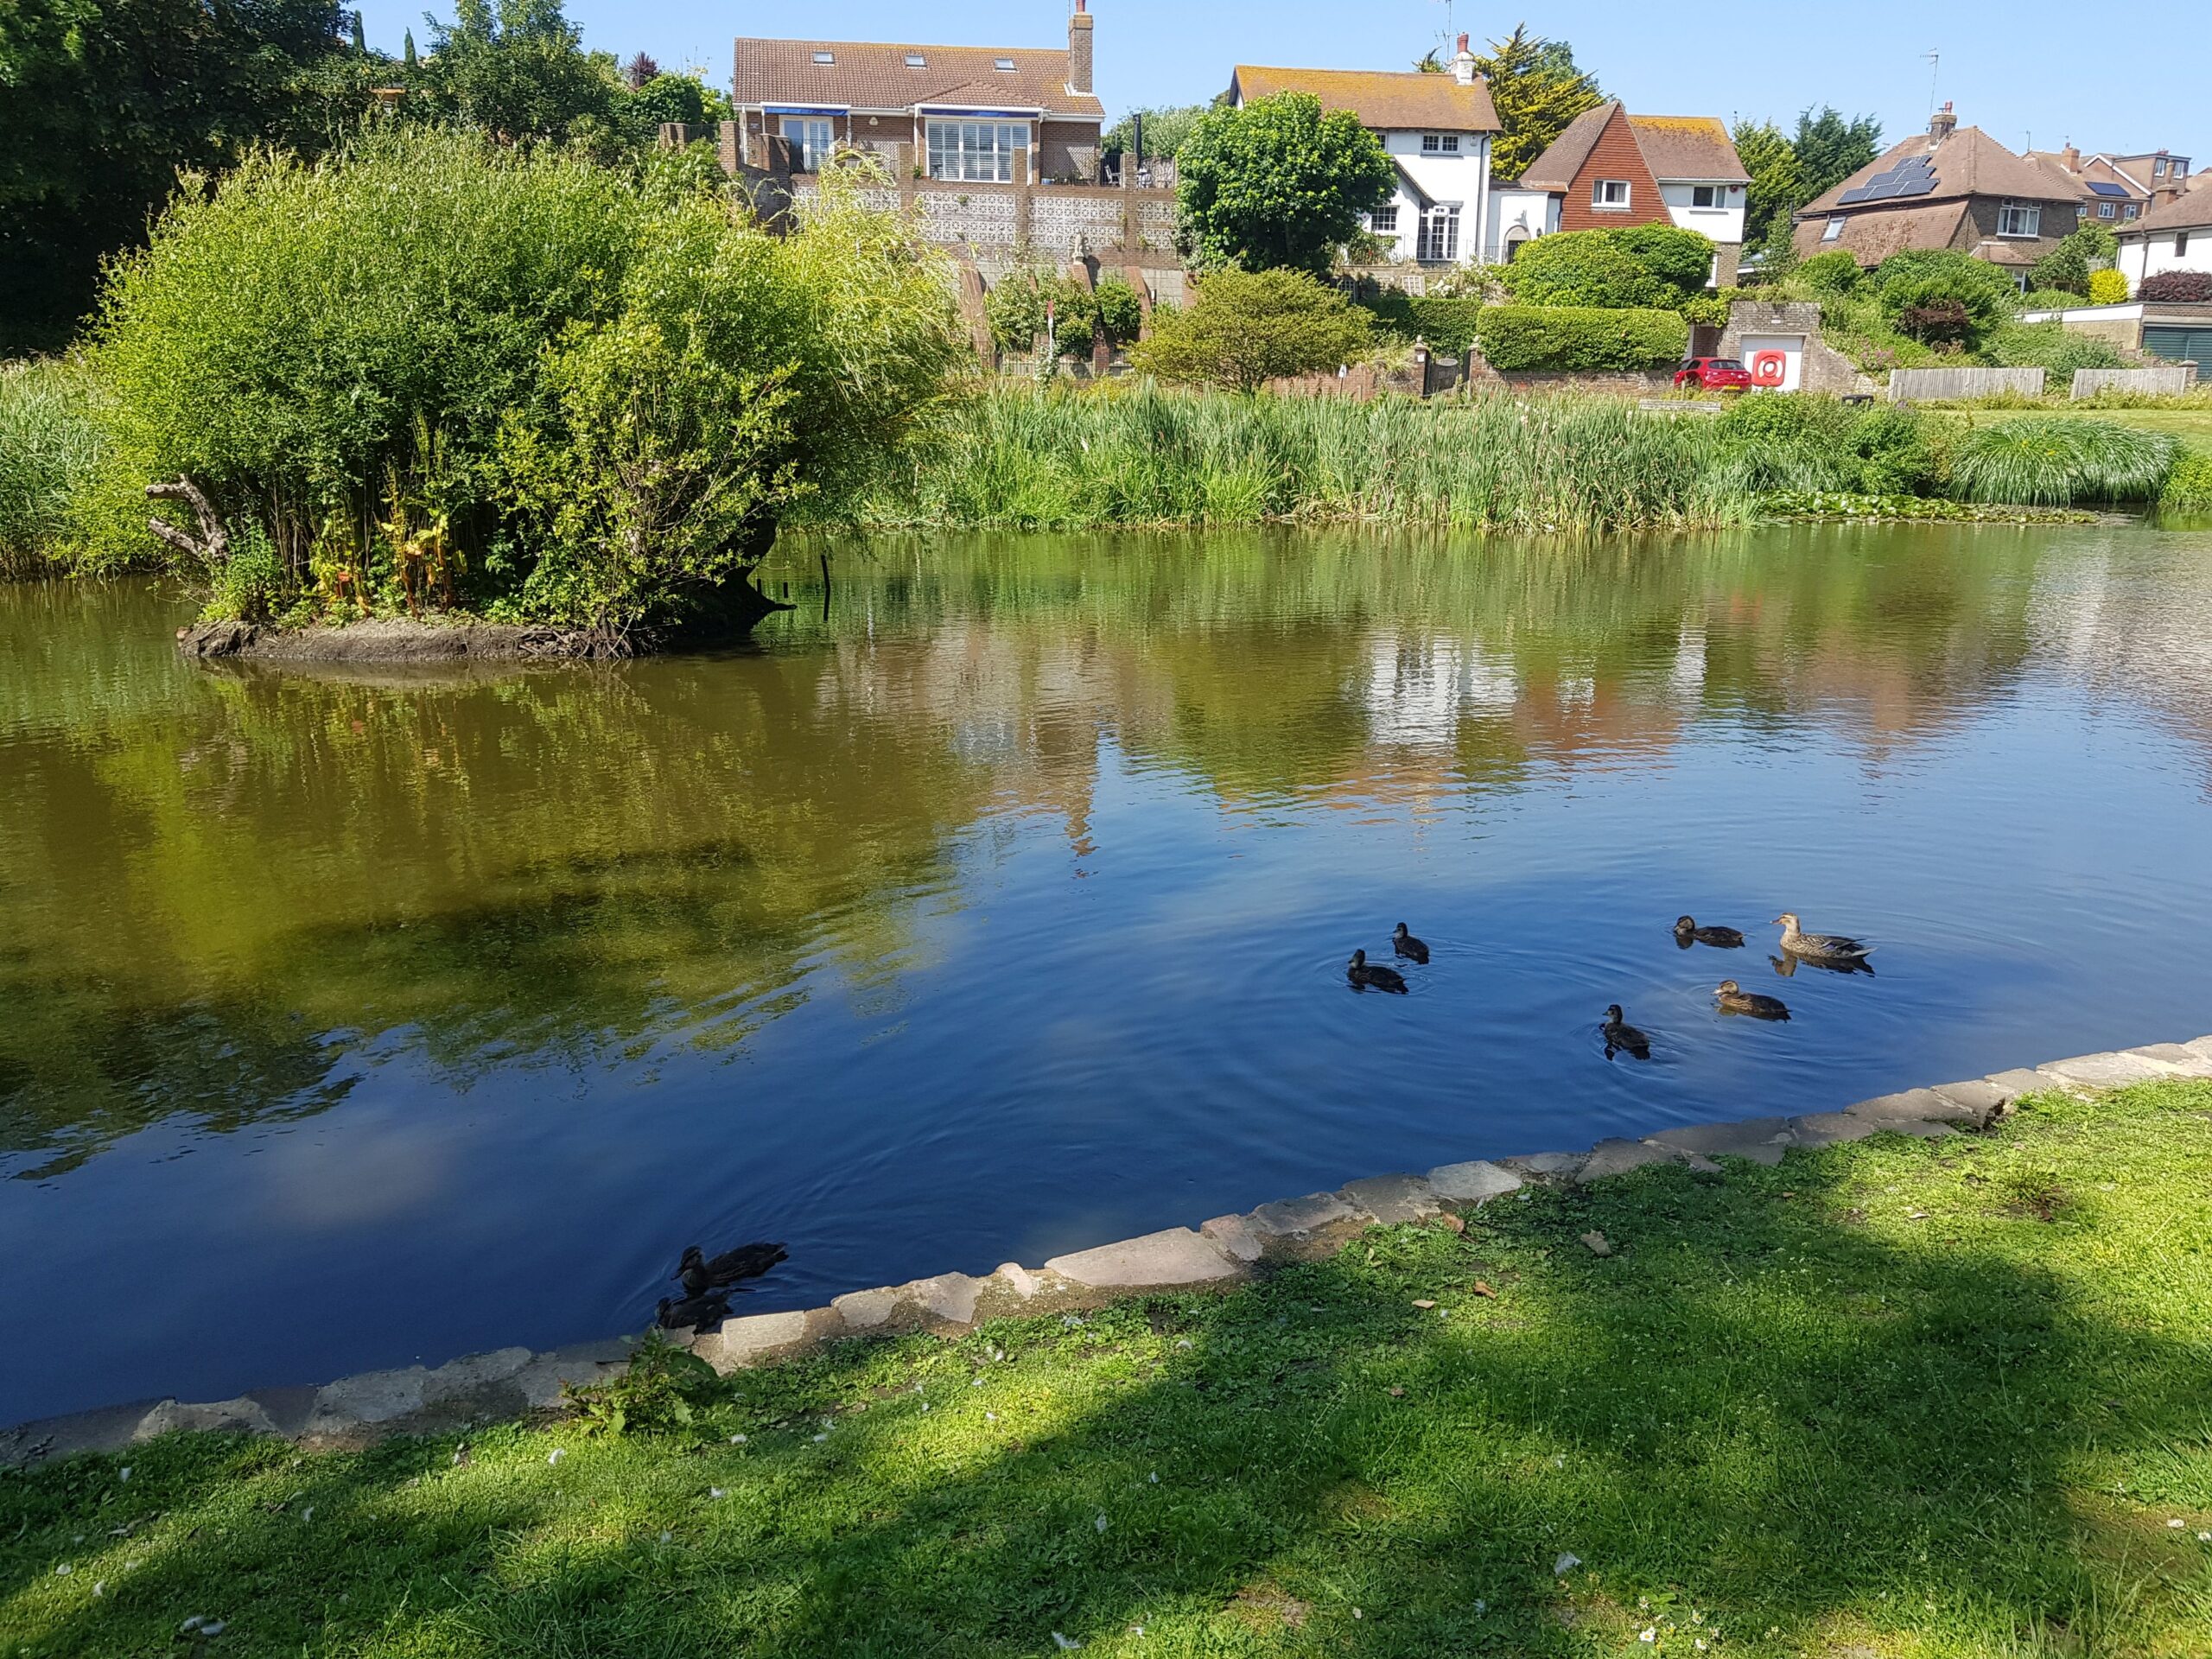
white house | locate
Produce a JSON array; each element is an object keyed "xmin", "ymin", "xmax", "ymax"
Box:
[
  {"xmin": 1227, "ymin": 41, "xmax": 1501, "ymax": 267},
  {"xmin": 2116, "ymin": 185, "xmax": 2212, "ymax": 292}
]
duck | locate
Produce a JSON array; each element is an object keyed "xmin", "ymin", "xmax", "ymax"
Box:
[
  {"xmin": 1601, "ymin": 1004, "xmax": 1651, "ymax": 1059},
  {"xmin": 677, "ymin": 1241, "xmax": 789, "ymax": 1297},
  {"xmin": 1347, "ymin": 950, "xmax": 1408, "ymax": 994},
  {"xmin": 1392, "ymin": 922, "xmax": 1430, "ymax": 964},
  {"xmin": 1674, "ymin": 915, "xmax": 1745, "ymax": 949},
  {"xmin": 1773, "ymin": 912, "xmax": 1874, "ymax": 965},
  {"xmin": 1714, "ymin": 980, "xmax": 1790, "ymax": 1020},
  {"xmin": 657, "ymin": 1291, "xmax": 733, "ymax": 1334}
]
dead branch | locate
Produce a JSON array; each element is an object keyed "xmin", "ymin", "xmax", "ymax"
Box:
[{"xmin": 145, "ymin": 477, "xmax": 231, "ymax": 565}]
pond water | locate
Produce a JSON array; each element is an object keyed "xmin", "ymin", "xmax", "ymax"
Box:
[{"xmin": 4, "ymin": 524, "xmax": 2211, "ymax": 1426}]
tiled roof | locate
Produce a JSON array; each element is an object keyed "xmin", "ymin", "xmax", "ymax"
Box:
[
  {"xmin": 1516, "ymin": 102, "xmax": 1612, "ymax": 193},
  {"xmin": 2024, "ymin": 150, "xmax": 2145, "ymax": 201},
  {"xmin": 1624, "ymin": 115, "xmax": 1749, "ymax": 183},
  {"xmin": 1229, "ymin": 65, "xmax": 1500, "ymax": 133},
  {"xmin": 1802, "ymin": 127, "xmax": 2077, "ymax": 215},
  {"xmin": 734, "ymin": 38, "xmax": 1104, "ymax": 122},
  {"xmin": 1790, "ymin": 200, "xmax": 1970, "ymax": 265},
  {"xmin": 2126, "ymin": 188, "xmax": 2212, "ymax": 234}
]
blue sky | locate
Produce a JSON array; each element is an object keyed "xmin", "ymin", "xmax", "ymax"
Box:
[{"xmin": 355, "ymin": 0, "xmax": 2209, "ymax": 164}]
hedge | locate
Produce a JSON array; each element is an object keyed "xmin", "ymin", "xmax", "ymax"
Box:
[
  {"xmin": 2139, "ymin": 270, "xmax": 2212, "ymax": 303},
  {"xmin": 1472, "ymin": 305, "xmax": 1688, "ymax": 372},
  {"xmin": 1355, "ymin": 291, "xmax": 1485, "ymax": 357}
]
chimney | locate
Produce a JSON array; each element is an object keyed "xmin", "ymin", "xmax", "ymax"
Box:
[
  {"xmin": 1452, "ymin": 32, "xmax": 1477, "ymax": 86},
  {"xmin": 2063, "ymin": 143, "xmax": 2080, "ymax": 170},
  {"xmin": 1929, "ymin": 101, "xmax": 1956, "ymax": 145},
  {"xmin": 1068, "ymin": 0, "xmax": 1093, "ymax": 98}
]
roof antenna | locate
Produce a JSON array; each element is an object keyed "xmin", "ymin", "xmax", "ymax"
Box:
[
  {"xmin": 1431, "ymin": 0, "xmax": 1456, "ymax": 54},
  {"xmin": 1923, "ymin": 49, "xmax": 1940, "ymax": 118}
]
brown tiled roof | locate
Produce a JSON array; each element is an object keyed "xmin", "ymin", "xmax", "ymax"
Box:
[
  {"xmin": 2025, "ymin": 150, "xmax": 2144, "ymax": 202},
  {"xmin": 1802, "ymin": 126, "xmax": 2079, "ymax": 215},
  {"xmin": 734, "ymin": 38, "xmax": 1103, "ymax": 122},
  {"xmin": 2126, "ymin": 188, "xmax": 2212, "ymax": 234},
  {"xmin": 1790, "ymin": 200, "xmax": 1970, "ymax": 265},
  {"xmin": 1516, "ymin": 102, "xmax": 1612, "ymax": 193},
  {"xmin": 1624, "ymin": 115, "xmax": 1749, "ymax": 183},
  {"xmin": 1229, "ymin": 65, "xmax": 1499, "ymax": 133}
]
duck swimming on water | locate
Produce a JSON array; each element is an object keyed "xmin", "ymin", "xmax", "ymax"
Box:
[
  {"xmin": 1674, "ymin": 915, "xmax": 1745, "ymax": 949},
  {"xmin": 1601, "ymin": 1005, "xmax": 1651, "ymax": 1060},
  {"xmin": 1714, "ymin": 980, "xmax": 1790, "ymax": 1020},
  {"xmin": 1347, "ymin": 950, "xmax": 1409, "ymax": 994},
  {"xmin": 1392, "ymin": 923, "xmax": 1430, "ymax": 964},
  {"xmin": 1773, "ymin": 913, "xmax": 1874, "ymax": 965},
  {"xmin": 677, "ymin": 1242, "xmax": 789, "ymax": 1298},
  {"xmin": 657, "ymin": 1292, "xmax": 733, "ymax": 1334}
]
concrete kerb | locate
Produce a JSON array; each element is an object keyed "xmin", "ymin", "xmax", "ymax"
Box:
[{"xmin": 6, "ymin": 1037, "xmax": 2207, "ymax": 1468}]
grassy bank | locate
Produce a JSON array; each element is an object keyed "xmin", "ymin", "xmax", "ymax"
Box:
[
  {"xmin": 6, "ymin": 1078, "xmax": 2209, "ymax": 1656},
  {"xmin": 0, "ymin": 359, "xmax": 99, "ymax": 578}
]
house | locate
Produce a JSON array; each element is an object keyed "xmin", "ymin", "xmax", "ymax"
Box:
[
  {"xmin": 2024, "ymin": 144, "xmax": 2195, "ymax": 230},
  {"xmin": 731, "ymin": 2, "xmax": 1105, "ymax": 184},
  {"xmin": 1491, "ymin": 102, "xmax": 1749, "ymax": 280},
  {"xmin": 1792, "ymin": 105, "xmax": 2082, "ymax": 284},
  {"xmin": 2113, "ymin": 188, "xmax": 2212, "ymax": 365},
  {"xmin": 1226, "ymin": 39, "xmax": 1502, "ymax": 267}
]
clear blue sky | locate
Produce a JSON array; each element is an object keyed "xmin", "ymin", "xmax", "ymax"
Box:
[{"xmin": 356, "ymin": 0, "xmax": 2209, "ymax": 163}]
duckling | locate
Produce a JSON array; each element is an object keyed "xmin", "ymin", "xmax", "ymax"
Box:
[
  {"xmin": 657, "ymin": 1291, "xmax": 733, "ymax": 1335},
  {"xmin": 1714, "ymin": 980, "xmax": 1790, "ymax": 1020},
  {"xmin": 1773, "ymin": 912, "xmax": 1874, "ymax": 965},
  {"xmin": 1347, "ymin": 950, "xmax": 1408, "ymax": 994},
  {"xmin": 677, "ymin": 1242, "xmax": 789, "ymax": 1297},
  {"xmin": 1601, "ymin": 1005, "xmax": 1651, "ymax": 1060},
  {"xmin": 1392, "ymin": 922, "xmax": 1430, "ymax": 964},
  {"xmin": 1674, "ymin": 915, "xmax": 1745, "ymax": 949}
]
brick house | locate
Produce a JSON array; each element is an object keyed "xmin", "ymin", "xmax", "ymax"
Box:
[
  {"xmin": 1491, "ymin": 102, "xmax": 1748, "ymax": 280},
  {"xmin": 732, "ymin": 3, "xmax": 1105, "ymax": 185},
  {"xmin": 1792, "ymin": 105, "xmax": 2082, "ymax": 285},
  {"xmin": 1225, "ymin": 41, "xmax": 1501, "ymax": 267}
]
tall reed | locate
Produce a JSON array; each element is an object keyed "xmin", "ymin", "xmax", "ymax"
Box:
[
  {"xmin": 1949, "ymin": 418, "xmax": 2179, "ymax": 505},
  {"xmin": 0, "ymin": 359, "xmax": 101, "ymax": 577}
]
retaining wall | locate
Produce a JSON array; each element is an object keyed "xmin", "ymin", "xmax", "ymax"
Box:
[{"xmin": 8, "ymin": 1034, "xmax": 2210, "ymax": 1467}]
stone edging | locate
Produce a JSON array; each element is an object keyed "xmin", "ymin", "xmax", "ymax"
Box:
[{"xmin": 7, "ymin": 1036, "xmax": 2209, "ymax": 1469}]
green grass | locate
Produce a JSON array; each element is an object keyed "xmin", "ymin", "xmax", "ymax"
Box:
[
  {"xmin": 0, "ymin": 358, "xmax": 100, "ymax": 578},
  {"xmin": 1948, "ymin": 418, "xmax": 2181, "ymax": 505},
  {"xmin": 6, "ymin": 1079, "xmax": 2211, "ymax": 1657}
]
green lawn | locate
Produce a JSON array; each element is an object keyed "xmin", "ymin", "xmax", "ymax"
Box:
[
  {"xmin": 6, "ymin": 1081, "xmax": 2211, "ymax": 1658},
  {"xmin": 1960, "ymin": 405, "xmax": 2212, "ymax": 454}
]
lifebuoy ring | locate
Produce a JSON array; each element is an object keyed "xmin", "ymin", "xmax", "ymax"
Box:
[{"xmin": 1750, "ymin": 351, "xmax": 1788, "ymax": 388}]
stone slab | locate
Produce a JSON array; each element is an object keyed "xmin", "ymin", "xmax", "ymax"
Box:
[
  {"xmin": 1426, "ymin": 1160, "xmax": 1524, "ymax": 1206},
  {"xmin": 1580, "ymin": 1138, "xmax": 1682, "ymax": 1180},
  {"xmin": 1339, "ymin": 1174, "xmax": 1440, "ymax": 1224},
  {"xmin": 706, "ymin": 1311, "xmax": 812, "ymax": 1370},
  {"xmin": 1199, "ymin": 1214, "xmax": 1266, "ymax": 1263},
  {"xmin": 1986, "ymin": 1067, "xmax": 2053, "ymax": 1098},
  {"xmin": 1249, "ymin": 1191, "xmax": 1361, "ymax": 1236},
  {"xmin": 2130, "ymin": 1044, "xmax": 2212, "ymax": 1077},
  {"xmin": 994, "ymin": 1262, "xmax": 1046, "ymax": 1299},
  {"xmin": 1497, "ymin": 1150, "xmax": 1588, "ymax": 1182},
  {"xmin": 831, "ymin": 1287, "xmax": 902, "ymax": 1330},
  {"xmin": 2038, "ymin": 1051, "xmax": 2176, "ymax": 1090},
  {"xmin": 2183, "ymin": 1036, "xmax": 2212, "ymax": 1064},
  {"xmin": 1846, "ymin": 1089, "xmax": 1980, "ymax": 1124},
  {"xmin": 1645, "ymin": 1116, "xmax": 1796, "ymax": 1165},
  {"xmin": 137, "ymin": 1395, "xmax": 281, "ymax": 1440},
  {"xmin": 240, "ymin": 1386, "xmax": 321, "ymax": 1439},
  {"xmin": 0, "ymin": 1400, "xmax": 158, "ymax": 1466},
  {"xmin": 308, "ymin": 1367, "xmax": 429, "ymax": 1432},
  {"xmin": 1929, "ymin": 1078, "xmax": 2015, "ymax": 1124},
  {"xmin": 904, "ymin": 1274, "xmax": 983, "ymax": 1325},
  {"xmin": 1790, "ymin": 1111, "xmax": 1951, "ymax": 1147},
  {"xmin": 1045, "ymin": 1228, "xmax": 1243, "ymax": 1289},
  {"xmin": 509, "ymin": 1343, "xmax": 631, "ymax": 1411}
]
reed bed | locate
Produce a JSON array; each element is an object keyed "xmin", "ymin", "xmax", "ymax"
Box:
[
  {"xmin": 0, "ymin": 358, "xmax": 100, "ymax": 577},
  {"xmin": 1949, "ymin": 417, "xmax": 2180, "ymax": 505}
]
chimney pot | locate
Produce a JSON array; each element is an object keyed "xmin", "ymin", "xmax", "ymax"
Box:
[
  {"xmin": 1457, "ymin": 31, "xmax": 1469, "ymax": 51},
  {"xmin": 1068, "ymin": 2, "xmax": 1094, "ymax": 96}
]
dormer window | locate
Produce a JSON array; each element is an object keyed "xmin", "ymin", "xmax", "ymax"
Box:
[
  {"xmin": 2154, "ymin": 159, "xmax": 2169, "ymax": 176},
  {"xmin": 904, "ymin": 53, "xmax": 925, "ymax": 67},
  {"xmin": 994, "ymin": 57, "xmax": 1016, "ymax": 71},
  {"xmin": 811, "ymin": 51, "xmax": 834, "ymax": 64}
]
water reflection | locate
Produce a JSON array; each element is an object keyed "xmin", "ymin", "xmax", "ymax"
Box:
[{"xmin": 3, "ymin": 523, "xmax": 2211, "ymax": 1423}]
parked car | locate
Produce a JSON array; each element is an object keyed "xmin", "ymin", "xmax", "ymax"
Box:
[{"xmin": 1675, "ymin": 357, "xmax": 1751, "ymax": 391}]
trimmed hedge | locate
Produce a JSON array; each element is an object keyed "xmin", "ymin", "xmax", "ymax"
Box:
[
  {"xmin": 1355, "ymin": 291, "xmax": 1486, "ymax": 357},
  {"xmin": 1473, "ymin": 305, "xmax": 1688, "ymax": 372}
]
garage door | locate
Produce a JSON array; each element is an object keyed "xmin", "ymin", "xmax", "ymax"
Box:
[{"xmin": 2143, "ymin": 324, "xmax": 2212, "ymax": 365}]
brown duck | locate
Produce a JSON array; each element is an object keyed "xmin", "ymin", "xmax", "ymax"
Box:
[{"xmin": 1714, "ymin": 980, "xmax": 1790, "ymax": 1020}]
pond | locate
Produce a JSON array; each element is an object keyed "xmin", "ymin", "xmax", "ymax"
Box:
[{"xmin": 4, "ymin": 523, "xmax": 2211, "ymax": 1427}]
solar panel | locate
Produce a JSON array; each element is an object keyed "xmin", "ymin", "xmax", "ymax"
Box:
[
  {"xmin": 2087, "ymin": 181, "xmax": 2129, "ymax": 197},
  {"xmin": 1837, "ymin": 154, "xmax": 1937, "ymax": 206}
]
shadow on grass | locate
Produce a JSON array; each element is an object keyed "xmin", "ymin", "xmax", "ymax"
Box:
[{"xmin": 6, "ymin": 1084, "xmax": 2212, "ymax": 1656}]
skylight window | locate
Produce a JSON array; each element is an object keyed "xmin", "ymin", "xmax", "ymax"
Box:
[
  {"xmin": 905, "ymin": 53, "xmax": 926, "ymax": 67},
  {"xmin": 994, "ymin": 57, "xmax": 1016, "ymax": 71},
  {"xmin": 811, "ymin": 51, "xmax": 834, "ymax": 64}
]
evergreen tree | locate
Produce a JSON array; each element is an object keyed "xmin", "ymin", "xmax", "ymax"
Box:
[
  {"xmin": 1176, "ymin": 92, "xmax": 1395, "ymax": 274},
  {"xmin": 1791, "ymin": 106, "xmax": 1883, "ymax": 203},
  {"xmin": 1473, "ymin": 24, "xmax": 1604, "ymax": 184},
  {"xmin": 1731, "ymin": 118, "xmax": 1802, "ymax": 249},
  {"xmin": 351, "ymin": 10, "xmax": 366, "ymax": 52}
]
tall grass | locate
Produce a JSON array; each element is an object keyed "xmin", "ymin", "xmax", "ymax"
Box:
[
  {"xmin": 0, "ymin": 359, "xmax": 101, "ymax": 578},
  {"xmin": 816, "ymin": 385, "xmax": 1745, "ymax": 534},
  {"xmin": 1950, "ymin": 418, "xmax": 2180, "ymax": 505}
]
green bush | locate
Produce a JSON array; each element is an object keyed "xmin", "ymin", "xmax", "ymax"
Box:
[
  {"xmin": 2161, "ymin": 450, "xmax": 2212, "ymax": 512},
  {"xmin": 1950, "ymin": 418, "xmax": 2178, "ymax": 505},
  {"xmin": 1703, "ymin": 394, "xmax": 1942, "ymax": 496},
  {"xmin": 85, "ymin": 129, "xmax": 959, "ymax": 629},
  {"xmin": 1502, "ymin": 226, "xmax": 1715, "ymax": 309},
  {"xmin": 1355, "ymin": 291, "xmax": 1486, "ymax": 357},
  {"xmin": 1472, "ymin": 305, "xmax": 1688, "ymax": 372},
  {"xmin": 1870, "ymin": 250, "xmax": 2018, "ymax": 350},
  {"xmin": 1126, "ymin": 268, "xmax": 1374, "ymax": 393},
  {"xmin": 1986, "ymin": 321, "xmax": 2128, "ymax": 374},
  {"xmin": 1174, "ymin": 92, "xmax": 1395, "ymax": 275},
  {"xmin": 1796, "ymin": 250, "xmax": 1862, "ymax": 295},
  {"xmin": 0, "ymin": 358, "xmax": 102, "ymax": 576},
  {"xmin": 987, "ymin": 270, "xmax": 1146, "ymax": 362}
]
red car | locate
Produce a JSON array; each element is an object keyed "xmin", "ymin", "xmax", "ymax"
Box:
[{"xmin": 1674, "ymin": 357, "xmax": 1752, "ymax": 391}]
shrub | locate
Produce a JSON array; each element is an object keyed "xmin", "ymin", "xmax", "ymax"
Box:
[
  {"xmin": 1355, "ymin": 290, "xmax": 1486, "ymax": 356},
  {"xmin": 2029, "ymin": 242, "xmax": 2089, "ymax": 297},
  {"xmin": 2018, "ymin": 289, "xmax": 2087, "ymax": 313},
  {"xmin": 1174, "ymin": 92, "xmax": 1395, "ymax": 275},
  {"xmin": 1871, "ymin": 250, "xmax": 2018, "ymax": 349},
  {"xmin": 2139, "ymin": 270, "xmax": 2212, "ymax": 302},
  {"xmin": 0, "ymin": 358, "xmax": 102, "ymax": 576},
  {"xmin": 1986, "ymin": 321, "xmax": 2128, "ymax": 374},
  {"xmin": 1473, "ymin": 305, "xmax": 1688, "ymax": 372},
  {"xmin": 1502, "ymin": 226, "xmax": 1715, "ymax": 309},
  {"xmin": 2161, "ymin": 449, "xmax": 2212, "ymax": 512},
  {"xmin": 2086, "ymin": 269, "xmax": 2129, "ymax": 306},
  {"xmin": 1949, "ymin": 417, "xmax": 2178, "ymax": 505},
  {"xmin": 86, "ymin": 130, "xmax": 959, "ymax": 629},
  {"xmin": 1127, "ymin": 268, "xmax": 1374, "ymax": 393},
  {"xmin": 1704, "ymin": 394, "xmax": 1942, "ymax": 496},
  {"xmin": 1796, "ymin": 250, "xmax": 1862, "ymax": 295}
]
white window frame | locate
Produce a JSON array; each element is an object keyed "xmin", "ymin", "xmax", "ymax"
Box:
[
  {"xmin": 2098, "ymin": 201, "xmax": 2115, "ymax": 219},
  {"xmin": 925, "ymin": 118, "xmax": 1030, "ymax": 183},
  {"xmin": 1690, "ymin": 184, "xmax": 1722, "ymax": 209},
  {"xmin": 1421, "ymin": 133, "xmax": 1460, "ymax": 154},
  {"xmin": 781, "ymin": 117, "xmax": 835, "ymax": 172},
  {"xmin": 1369, "ymin": 204, "xmax": 1399, "ymax": 233},
  {"xmin": 1416, "ymin": 203, "xmax": 1461, "ymax": 262},
  {"xmin": 1821, "ymin": 215, "xmax": 1846, "ymax": 242},
  {"xmin": 2123, "ymin": 205, "xmax": 2139, "ymax": 219},
  {"xmin": 1592, "ymin": 178, "xmax": 1630, "ymax": 209},
  {"xmin": 1996, "ymin": 200, "xmax": 2042, "ymax": 238}
]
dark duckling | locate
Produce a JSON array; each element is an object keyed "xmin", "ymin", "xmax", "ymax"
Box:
[
  {"xmin": 1714, "ymin": 980, "xmax": 1790, "ymax": 1020},
  {"xmin": 677, "ymin": 1242, "xmax": 789, "ymax": 1297},
  {"xmin": 1347, "ymin": 950, "xmax": 1408, "ymax": 994},
  {"xmin": 1674, "ymin": 915, "xmax": 1745, "ymax": 949},
  {"xmin": 657, "ymin": 1291, "xmax": 733, "ymax": 1335},
  {"xmin": 1392, "ymin": 922, "xmax": 1430, "ymax": 964},
  {"xmin": 1773, "ymin": 912, "xmax": 1874, "ymax": 965},
  {"xmin": 1601, "ymin": 1004, "xmax": 1651, "ymax": 1059}
]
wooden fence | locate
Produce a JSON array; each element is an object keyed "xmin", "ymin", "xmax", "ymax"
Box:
[
  {"xmin": 2071, "ymin": 366, "xmax": 2196, "ymax": 398},
  {"xmin": 1887, "ymin": 367, "xmax": 2046, "ymax": 403}
]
